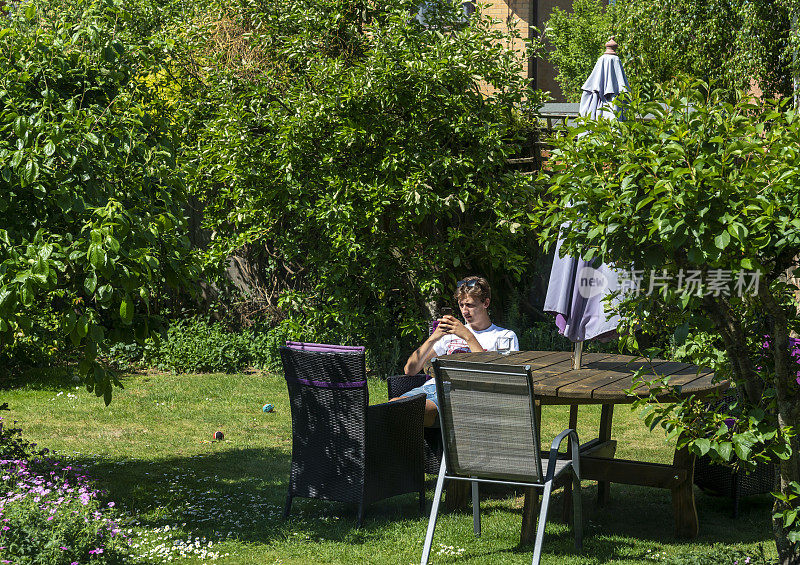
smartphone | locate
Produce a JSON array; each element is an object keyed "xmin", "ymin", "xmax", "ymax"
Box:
[{"xmin": 440, "ymin": 306, "xmax": 453, "ymax": 317}]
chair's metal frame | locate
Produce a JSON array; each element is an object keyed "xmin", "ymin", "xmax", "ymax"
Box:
[{"xmin": 420, "ymin": 359, "xmax": 583, "ymax": 565}]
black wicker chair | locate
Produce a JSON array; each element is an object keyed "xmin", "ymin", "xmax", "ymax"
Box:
[
  {"xmin": 387, "ymin": 373, "xmax": 443, "ymax": 475},
  {"xmin": 281, "ymin": 347, "xmax": 426, "ymax": 526},
  {"xmin": 694, "ymin": 455, "xmax": 775, "ymax": 518},
  {"xmin": 693, "ymin": 390, "xmax": 777, "ymax": 518}
]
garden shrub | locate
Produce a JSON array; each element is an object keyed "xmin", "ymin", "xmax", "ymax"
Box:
[
  {"xmin": 0, "ymin": 0, "xmax": 200, "ymax": 402},
  {"xmin": 536, "ymin": 79, "xmax": 800, "ymax": 560},
  {"xmin": 179, "ymin": 0, "xmax": 545, "ymax": 372},
  {"xmin": 518, "ymin": 321, "xmax": 620, "ymax": 354},
  {"xmin": 532, "ymin": 0, "xmax": 612, "ymax": 102},
  {"xmin": 0, "ymin": 418, "xmax": 45, "ymax": 461},
  {"xmin": 141, "ymin": 317, "xmax": 303, "ymax": 374},
  {"xmin": 519, "ymin": 322, "xmax": 572, "ymax": 352},
  {"xmin": 145, "ymin": 318, "xmax": 252, "ymax": 374},
  {"xmin": 0, "ymin": 417, "xmax": 131, "ymax": 564},
  {"xmin": 537, "ymin": 0, "xmax": 799, "ymax": 102},
  {"xmin": 245, "ymin": 320, "xmax": 295, "ymax": 373}
]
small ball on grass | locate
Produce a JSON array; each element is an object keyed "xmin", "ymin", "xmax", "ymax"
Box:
[{"xmin": 213, "ymin": 431, "xmax": 224, "ymax": 441}]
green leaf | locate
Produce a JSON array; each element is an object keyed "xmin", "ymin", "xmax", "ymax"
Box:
[
  {"xmin": 88, "ymin": 245, "xmax": 106, "ymax": 269},
  {"xmin": 771, "ymin": 440, "xmax": 793, "ymax": 460},
  {"xmin": 20, "ymin": 280, "xmax": 33, "ymax": 306},
  {"xmin": 84, "ymin": 271, "xmax": 97, "ymax": 295},
  {"xmin": 90, "ymin": 324, "xmax": 104, "ymax": 343},
  {"xmin": 716, "ymin": 441, "xmax": 733, "ymax": 461},
  {"xmin": 76, "ymin": 314, "xmax": 89, "ymax": 338},
  {"xmin": 734, "ymin": 441, "xmax": 752, "ymax": 461},
  {"xmin": 0, "ymin": 288, "xmax": 14, "ymax": 308},
  {"xmin": 44, "ymin": 141, "xmax": 56, "ymax": 157},
  {"xmin": 714, "ymin": 231, "xmax": 730, "ymax": 250},
  {"xmin": 785, "ymin": 509, "xmax": 798, "ymax": 528},
  {"xmin": 85, "ymin": 132, "xmax": 100, "ymax": 145},
  {"xmin": 693, "ymin": 437, "xmax": 711, "ymax": 456},
  {"xmin": 107, "ymin": 236, "xmax": 120, "ymax": 253},
  {"xmin": 23, "ymin": 160, "xmax": 39, "ymax": 185},
  {"xmin": 120, "ymin": 294, "xmax": 133, "ymax": 324},
  {"xmin": 13, "ymin": 116, "xmax": 27, "ymax": 138}
]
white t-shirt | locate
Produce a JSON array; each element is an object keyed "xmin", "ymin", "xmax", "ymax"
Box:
[{"xmin": 423, "ymin": 324, "xmax": 519, "ymax": 385}]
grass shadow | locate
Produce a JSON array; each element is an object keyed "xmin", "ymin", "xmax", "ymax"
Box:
[
  {"xmin": 67, "ymin": 446, "xmax": 427, "ymax": 546},
  {"xmin": 0, "ymin": 365, "xmax": 79, "ymax": 392},
  {"xmin": 430, "ymin": 481, "xmax": 774, "ymax": 563}
]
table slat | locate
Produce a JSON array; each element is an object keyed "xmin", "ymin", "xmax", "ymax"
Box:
[
  {"xmin": 448, "ymin": 351, "xmax": 726, "ymax": 403},
  {"xmin": 556, "ymin": 359, "xmax": 684, "ymax": 400}
]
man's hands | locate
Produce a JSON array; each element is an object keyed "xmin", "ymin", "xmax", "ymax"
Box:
[
  {"xmin": 435, "ymin": 315, "xmax": 470, "ymax": 340},
  {"xmin": 404, "ymin": 313, "xmax": 483, "ymax": 375},
  {"xmin": 437, "ymin": 314, "xmax": 484, "ymax": 354}
]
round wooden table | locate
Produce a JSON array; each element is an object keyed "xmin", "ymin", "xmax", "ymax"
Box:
[{"xmin": 448, "ymin": 350, "xmax": 729, "ymax": 541}]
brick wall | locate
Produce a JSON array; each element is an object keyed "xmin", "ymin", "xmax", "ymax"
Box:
[
  {"xmin": 482, "ymin": 0, "xmax": 534, "ymax": 84},
  {"xmin": 480, "ymin": 0, "xmax": 589, "ymax": 102}
]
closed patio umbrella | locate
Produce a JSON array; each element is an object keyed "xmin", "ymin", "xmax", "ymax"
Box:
[{"xmin": 543, "ymin": 37, "xmax": 630, "ymax": 369}]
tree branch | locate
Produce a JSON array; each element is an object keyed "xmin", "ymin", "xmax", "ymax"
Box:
[{"xmin": 702, "ymin": 294, "xmax": 762, "ymax": 403}]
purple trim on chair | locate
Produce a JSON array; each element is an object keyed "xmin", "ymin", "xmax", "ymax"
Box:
[
  {"xmin": 285, "ymin": 341, "xmax": 365, "ymax": 353},
  {"xmin": 288, "ymin": 377, "xmax": 368, "ymax": 389}
]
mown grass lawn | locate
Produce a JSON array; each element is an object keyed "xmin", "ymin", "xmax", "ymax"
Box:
[{"xmin": 2, "ymin": 368, "xmax": 777, "ymax": 564}]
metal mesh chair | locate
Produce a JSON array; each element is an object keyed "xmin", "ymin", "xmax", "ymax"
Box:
[
  {"xmin": 387, "ymin": 373, "xmax": 443, "ymax": 474},
  {"xmin": 280, "ymin": 346, "xmax": 426, "ymax": 526},
  {"xmin": 420, "ymin": 359, "xmax": 583, "ymax": 565}
]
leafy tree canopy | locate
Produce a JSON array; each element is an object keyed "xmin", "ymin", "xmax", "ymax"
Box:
[
  {"xmin": 531, "ymin": 0, "xmax": 611, "ymax": 103},
  {"xmin": 535, "ymin": 81, "xmax": 800, "ymax": 560},
  {"xmin": 0, "ymin": 0, "xmax": 199, "ymax": 401},
  {"xmin": 536, "ymin": 0, "xmax": 800, "ymax": 102},
  {"xmin": 177, "ymin": 0, "xmax": 545, "ymax": 371}
]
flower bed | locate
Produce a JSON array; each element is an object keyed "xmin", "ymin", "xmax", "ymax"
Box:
[{"xmin": 0, "ymin": 417, "xmax": 130, "ymax": 564}]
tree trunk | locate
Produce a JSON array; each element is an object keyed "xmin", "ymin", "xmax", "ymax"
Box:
[
  {"xmin": 772, "ymin": 428, "xmax": 800, "ymax": 563},
  {"xmin": 760, "ymin": 284, "xmax": 800, "ymax": 562},
  {"xmin": 703, "ymin": 295, "xmax": 762, "ymax": 402}
]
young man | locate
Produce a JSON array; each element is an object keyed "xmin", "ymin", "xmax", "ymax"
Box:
[{"xmin": 396, "ymin": 275, "xmax": 519, "ymax": 426}]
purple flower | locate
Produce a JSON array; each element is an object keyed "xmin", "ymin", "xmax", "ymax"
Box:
[
  {"xmin": 724, "ymin": 418, "xmax": 737, "ymax": 430},
  {"xmin": 88, "ymin": 547, "xmax": 104, "ymax": 554}
]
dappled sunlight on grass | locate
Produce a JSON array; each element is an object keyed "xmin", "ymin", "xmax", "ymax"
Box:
[{"xmin": 1, "ymin": 369, "xmax": 778, "ymax": 564}]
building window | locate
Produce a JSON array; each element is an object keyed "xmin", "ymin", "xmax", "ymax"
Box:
[{"xmin": 415, "ymin": 0, "xmax": 475, "ymax": 26}]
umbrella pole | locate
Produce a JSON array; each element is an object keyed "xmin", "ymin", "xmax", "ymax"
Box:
[{"xmin": 573, "ymin": 341, "xmax": 584, "ymax": 370}]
